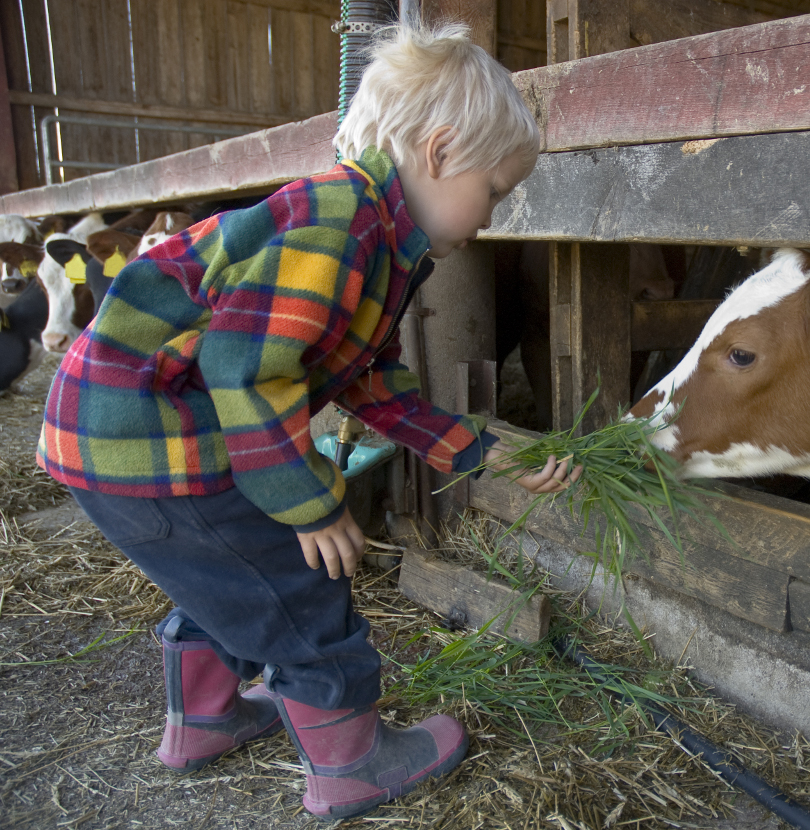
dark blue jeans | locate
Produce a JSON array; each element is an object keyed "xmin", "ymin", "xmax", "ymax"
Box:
[{"xmin": 69, "ymin": 486, "xmax": 381, "ymax": 710}]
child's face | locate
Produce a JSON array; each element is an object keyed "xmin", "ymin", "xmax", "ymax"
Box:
[{"xmin": 400, "ymin": 133, "xmax": 533, "ymax": 259}]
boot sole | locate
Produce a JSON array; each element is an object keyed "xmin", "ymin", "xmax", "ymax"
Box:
[{"xmin": 306, "ymin": 730, "xmax": 470, "ymax": 820}]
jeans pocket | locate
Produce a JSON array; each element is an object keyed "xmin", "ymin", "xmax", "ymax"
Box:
[{"xmin": 70, "ymin": 488, "xmax": 171, "ymax": 548}]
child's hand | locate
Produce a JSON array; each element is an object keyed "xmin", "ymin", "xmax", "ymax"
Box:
[
  {"xmin": 484, "ymin": 439, "xmax": 582, "ymax": 495},
  {"xmin": 296, "ymin": 507, "xmax": 366, "ymax": 579}
]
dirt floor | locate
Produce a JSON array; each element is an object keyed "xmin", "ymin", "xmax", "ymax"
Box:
[{"xmin": 1, "ymin": 354, "xmax": 809, "ymax": 830}]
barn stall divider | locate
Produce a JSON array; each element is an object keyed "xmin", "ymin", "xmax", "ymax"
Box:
[{"xmin": 3, "ymin": 2, "xmax": 810, "ymax": 740}]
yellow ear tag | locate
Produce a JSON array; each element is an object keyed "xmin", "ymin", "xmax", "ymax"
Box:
[
  {"xmin": 65, "ymin": 253, "xmax": 87, "ymax": 284},
  {"xmin": 20, "ymin": 259, "xmax": 39, "ymax": 278},
  {"xmin": 103, "ymin": 247, "xmax": 128, "ymax": 278},
  {"xmin": 0, "ymin": 309, "xmax": 10, "ymax": 331}
]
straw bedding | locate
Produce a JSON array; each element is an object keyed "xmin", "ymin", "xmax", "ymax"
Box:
[{"xmin": 0, "ymin": 356, "xmax": 807, "ymax": 829}]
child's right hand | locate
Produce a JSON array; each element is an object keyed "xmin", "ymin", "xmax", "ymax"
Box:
[{"xmin": 296, "ymin": 507, "xmax": 366, "ymax": 579}]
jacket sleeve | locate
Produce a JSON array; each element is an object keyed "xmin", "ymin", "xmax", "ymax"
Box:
[
  {"xmin": 196, "ymin": 223, "xmax": 367, "ymax": 527},
  {"xmin": 334, "ymin": 333, "xmax": 488, "ymax": 474}
]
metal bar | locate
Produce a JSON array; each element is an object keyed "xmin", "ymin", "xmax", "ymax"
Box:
[{"xmin": 40, "ymin": 114, "xmax": 250, "ymax": 186}]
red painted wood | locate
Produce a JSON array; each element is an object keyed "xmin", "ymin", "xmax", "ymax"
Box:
[
  {"xmin": 514, "ymin": 13, "xmax": 810, "ymax": 152},
  {"xmin": 0, "ymin": 27, "xmax": 19, "ymax": 194}
]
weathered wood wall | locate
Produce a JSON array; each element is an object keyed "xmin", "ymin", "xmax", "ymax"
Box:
[{"xmin": 0, "ymin": 0, "xmax": 340, "ymax": 190}]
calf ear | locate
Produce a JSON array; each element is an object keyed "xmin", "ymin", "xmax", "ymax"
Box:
[
  {"xmin": 86, "ymin": 230, "xmax": 140, "ymax": 266},
  {"xmin": 46, "ymin": 239, "xmax": 91, "ymax": 267}
]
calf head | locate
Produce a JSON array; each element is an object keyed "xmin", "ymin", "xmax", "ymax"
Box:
[
  {"xmin": 135, "ymin": 211, "xmax": 194, "ymax": 256},
  {"xmin": 39, "ymin": 236, "xmax": 95, "ymax": 353},
  {"xmin": 0, "ymin": 242, "xmax": 43, "ymax": 294},
  {"xmin": 630, "ymin": 249, "xmax": 810, "ymax": 479}
]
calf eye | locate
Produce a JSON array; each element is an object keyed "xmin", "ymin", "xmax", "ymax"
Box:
[{"xmin": 729, "ymin": 349, "xmax": 755, "ymax": 366}]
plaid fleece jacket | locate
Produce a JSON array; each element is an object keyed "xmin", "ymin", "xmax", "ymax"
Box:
[{"xmin": 37, "ymin": 148, "xmax": 487, "ymax": 529}]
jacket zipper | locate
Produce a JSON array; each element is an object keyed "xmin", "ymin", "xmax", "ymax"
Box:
[{"xmin": 365, "ymin": 252, "xmax": 428, "ymax": 390}]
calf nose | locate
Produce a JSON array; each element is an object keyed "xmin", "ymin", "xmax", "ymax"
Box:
[
  {"xmin": 1, "ymin": 278, "xmax": 24, "ymax": 293},
  {"xmin": 42, "ymin": 331, "xmax": 72, "ymax": 353}
]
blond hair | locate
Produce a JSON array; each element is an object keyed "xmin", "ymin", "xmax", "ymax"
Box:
[{"xmin": 334, "ymin": 22, "xmax": 540, "ymax": 177}]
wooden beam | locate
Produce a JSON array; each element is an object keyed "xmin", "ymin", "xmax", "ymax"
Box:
[
  {"xmin": 629, "ymin": 0, "xmax": 769, "ymax": 47},
  {"xmin": 228, "ymin": 0, "xmax": 340, "ymax": 17},
  {"xmin": 466, "ymin": 420, "xmax": 810, "ymax": 633},
  {"xmin": 631, "ymin": 300, "xmax": 720, "ymax": 351},
  {"xmin": 0, "ymin": 22, "xmax": 18, "ymax": 194},
  {"xmin": 486, "ymin": 131, "xmax": 810, "ymax": 247},
  {"xmin": 0, "ymin": 111, "xmax": 338, "ymax": 217},
  {"xmin": 515, "ymin": 14, "xmax": 810, "ymax": 153},
  {"xmin": 549, "ymin": 242, "xmax": 631, "ymax": 432},
  {"xmin": 398, "ymin": 547, "xmax": 551, "ymax": 642},
  {"xmin": 7, "ymin": 90, "xmax": 307, "ymax": 129}
]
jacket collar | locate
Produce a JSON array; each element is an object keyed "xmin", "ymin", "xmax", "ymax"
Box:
[{"xmin": 341, "ymin": 147, "xmax": 430, "ymax": 275}]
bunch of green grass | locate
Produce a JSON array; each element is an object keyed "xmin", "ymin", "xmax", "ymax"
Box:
[
  {"xmin": 387, "ymin": 612, "xmax": 706, "ymax": 746},
  {"xmin": 484, "ymin": 387, "xmax": 731, "ymax": 594}
]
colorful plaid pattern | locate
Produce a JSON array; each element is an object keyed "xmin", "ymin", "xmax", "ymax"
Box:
[{"xmin": 38, "ymin": 148, "xmax": 486, "ymax": 527}]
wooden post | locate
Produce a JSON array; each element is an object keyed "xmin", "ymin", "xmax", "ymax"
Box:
[
  {"xmin": 0, "ymin": 22, "xmax": 19, "ymax": 194},
  {"xmin": 549, "ymin": 242, "xmax": 630, "ymax": 432},
  {"xmin": 545, "ymin": 0, "xmax": 635, "ymax": 430}
]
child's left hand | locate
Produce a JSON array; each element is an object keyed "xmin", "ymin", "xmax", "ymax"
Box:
[{"xmin": 483, "ymin": 439, "xmax": 582, "ymax": 495}]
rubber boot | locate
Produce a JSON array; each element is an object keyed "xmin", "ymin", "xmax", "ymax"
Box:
[
  {"xmin": 157, "ymin": 623, "xmax": 284, "ymax": 771},
  {"xmin": 269, "ymin": 688, "xmax": 468, "ymax": 819}
]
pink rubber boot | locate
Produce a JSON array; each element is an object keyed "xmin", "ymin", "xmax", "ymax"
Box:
[
  {"xmin": 271, "ymin": 694, "xmax": 468, "ymax": 819},
  {"xmin": 157, "ymin": 632, "xmax": 284, "ymax": 771}
]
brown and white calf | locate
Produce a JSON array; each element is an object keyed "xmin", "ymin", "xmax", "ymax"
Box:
[
  {"xmin": 38, "ymin": 211, "xmax": 195, "ymax": 352},
  {"xmin": 629, "ymin": 248, "xmax": 810, "ymax": 479}
]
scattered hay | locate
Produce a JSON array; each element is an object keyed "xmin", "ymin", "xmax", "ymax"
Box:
[{"xmin": 1, "ymin": 358, "xmax": 808, "ymax": 829}]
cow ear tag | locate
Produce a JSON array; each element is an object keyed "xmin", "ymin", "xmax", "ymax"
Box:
[
  {"xmin": 0, "ymin": 309, "xmax": 10, "ymax": 331},
  {"xmin": 103, "ymin": 247, "xmax": 127, "ymax": 278},
  {"xmin": 20, "ymin": 260, "xmax": 38, "ymax": 278},
  {"xmin": 65, "ymin": 253, "xmax": 87, "ymax": 284}
]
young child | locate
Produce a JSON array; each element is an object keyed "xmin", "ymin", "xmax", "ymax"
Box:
[{"xmin": 37, "ymin": 21, "xmax": 580, "ymax": 820}]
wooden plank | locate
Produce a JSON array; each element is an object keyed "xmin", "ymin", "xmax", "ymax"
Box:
[
  {"xmin": 227, "ymin": 1, "xmax": 251, "ymax": 114},
  {"xmin": 465, "ymin": 421, "xmax": 797, "ymax": 632},
  {"xmin": 474, "ymin": 420, "xmax": 810, "ymax": 581},
  {"xmin": 629, "ymin": 0, "xmax": 769, "ymax": 47},
  {"xmin": 229, "ymin": 0, "xmax": 339, "ymax": 16},
  {"xmin": 271, "ymin": 8, "xmax": 294, "ymax": 115},
  {"xmin": 513, "ymin": 14, "xmax": 810, "ymax": 154},
  {"xmin": 423, "ymin": 0, "xmax": 497, "ymax": 55},
  {"xmin": 4, "ymin": 0, "xmax": 52, "ymax": 189},
  {"xmin": 203, "ymin": 0, "xmax": 228, "ymax": 110},
  {"xmin": 398, "ymin": 548, "xmax": 551, "ymax": 642},
  {"xmin": 486, "ymin": 131, "xmax": 810, "ymax": 247},
  {"xmin": 292, "ymin": 10, "xmax": 316, "ymax": 116},
  {"xmin": 0, "ymin": 111, "xmax": 337, "ymax": 217},
  {"xmin": 7, "ymin": 91, "xmax": 302, "ymax": 128},
  {"xmin": 248, "ymin": 3, "xmax": 275, "ymax": 115},
  {"xmin": 313, "ymin": 11, "xmax": 339, "ymax": 115},
  {"xmin": 631, "ymin": 299, "xmax": 721, "ymax": 352},
  {"xmin": 0, "ymin": 26, "xmax": 18, "ymax": 194},
  {"xmin": 549, "ymin": 242, "xmax": 631, "ymax": 432}
]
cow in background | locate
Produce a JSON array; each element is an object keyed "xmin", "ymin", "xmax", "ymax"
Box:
[
  {"xmin": 629, "ymin": 248, "xmax": 810, "ymax": 481},
  {"xmin": 0, "ymin": 214, "xmax": 41, "ymax": 245},
  {"xmin": 0, "ymin": 278, "xmax": 49, "ymax": 393},
  {"xmin": 39, "ymin": 211, "xmax": 195, "ymax": 350}
]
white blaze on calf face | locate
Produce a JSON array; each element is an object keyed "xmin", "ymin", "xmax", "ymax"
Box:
[{"xmin": 629, "ymin": 249, "xmax": 810, "ymax": 479}]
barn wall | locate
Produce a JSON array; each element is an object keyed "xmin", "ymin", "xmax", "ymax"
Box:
[{"xmin": 0, "ymin": 0, "xmax": 340, "ymax": 190}]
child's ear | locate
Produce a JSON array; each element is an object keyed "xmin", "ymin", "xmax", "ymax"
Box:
[{"xmin": 425, "ymin": 126, "xmax": 456, "ymax": 179}]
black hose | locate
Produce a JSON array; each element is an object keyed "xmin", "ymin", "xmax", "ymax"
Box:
[{"xmin": 553, "ymin": 637, "xmax": 810, "ymax": 830}]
